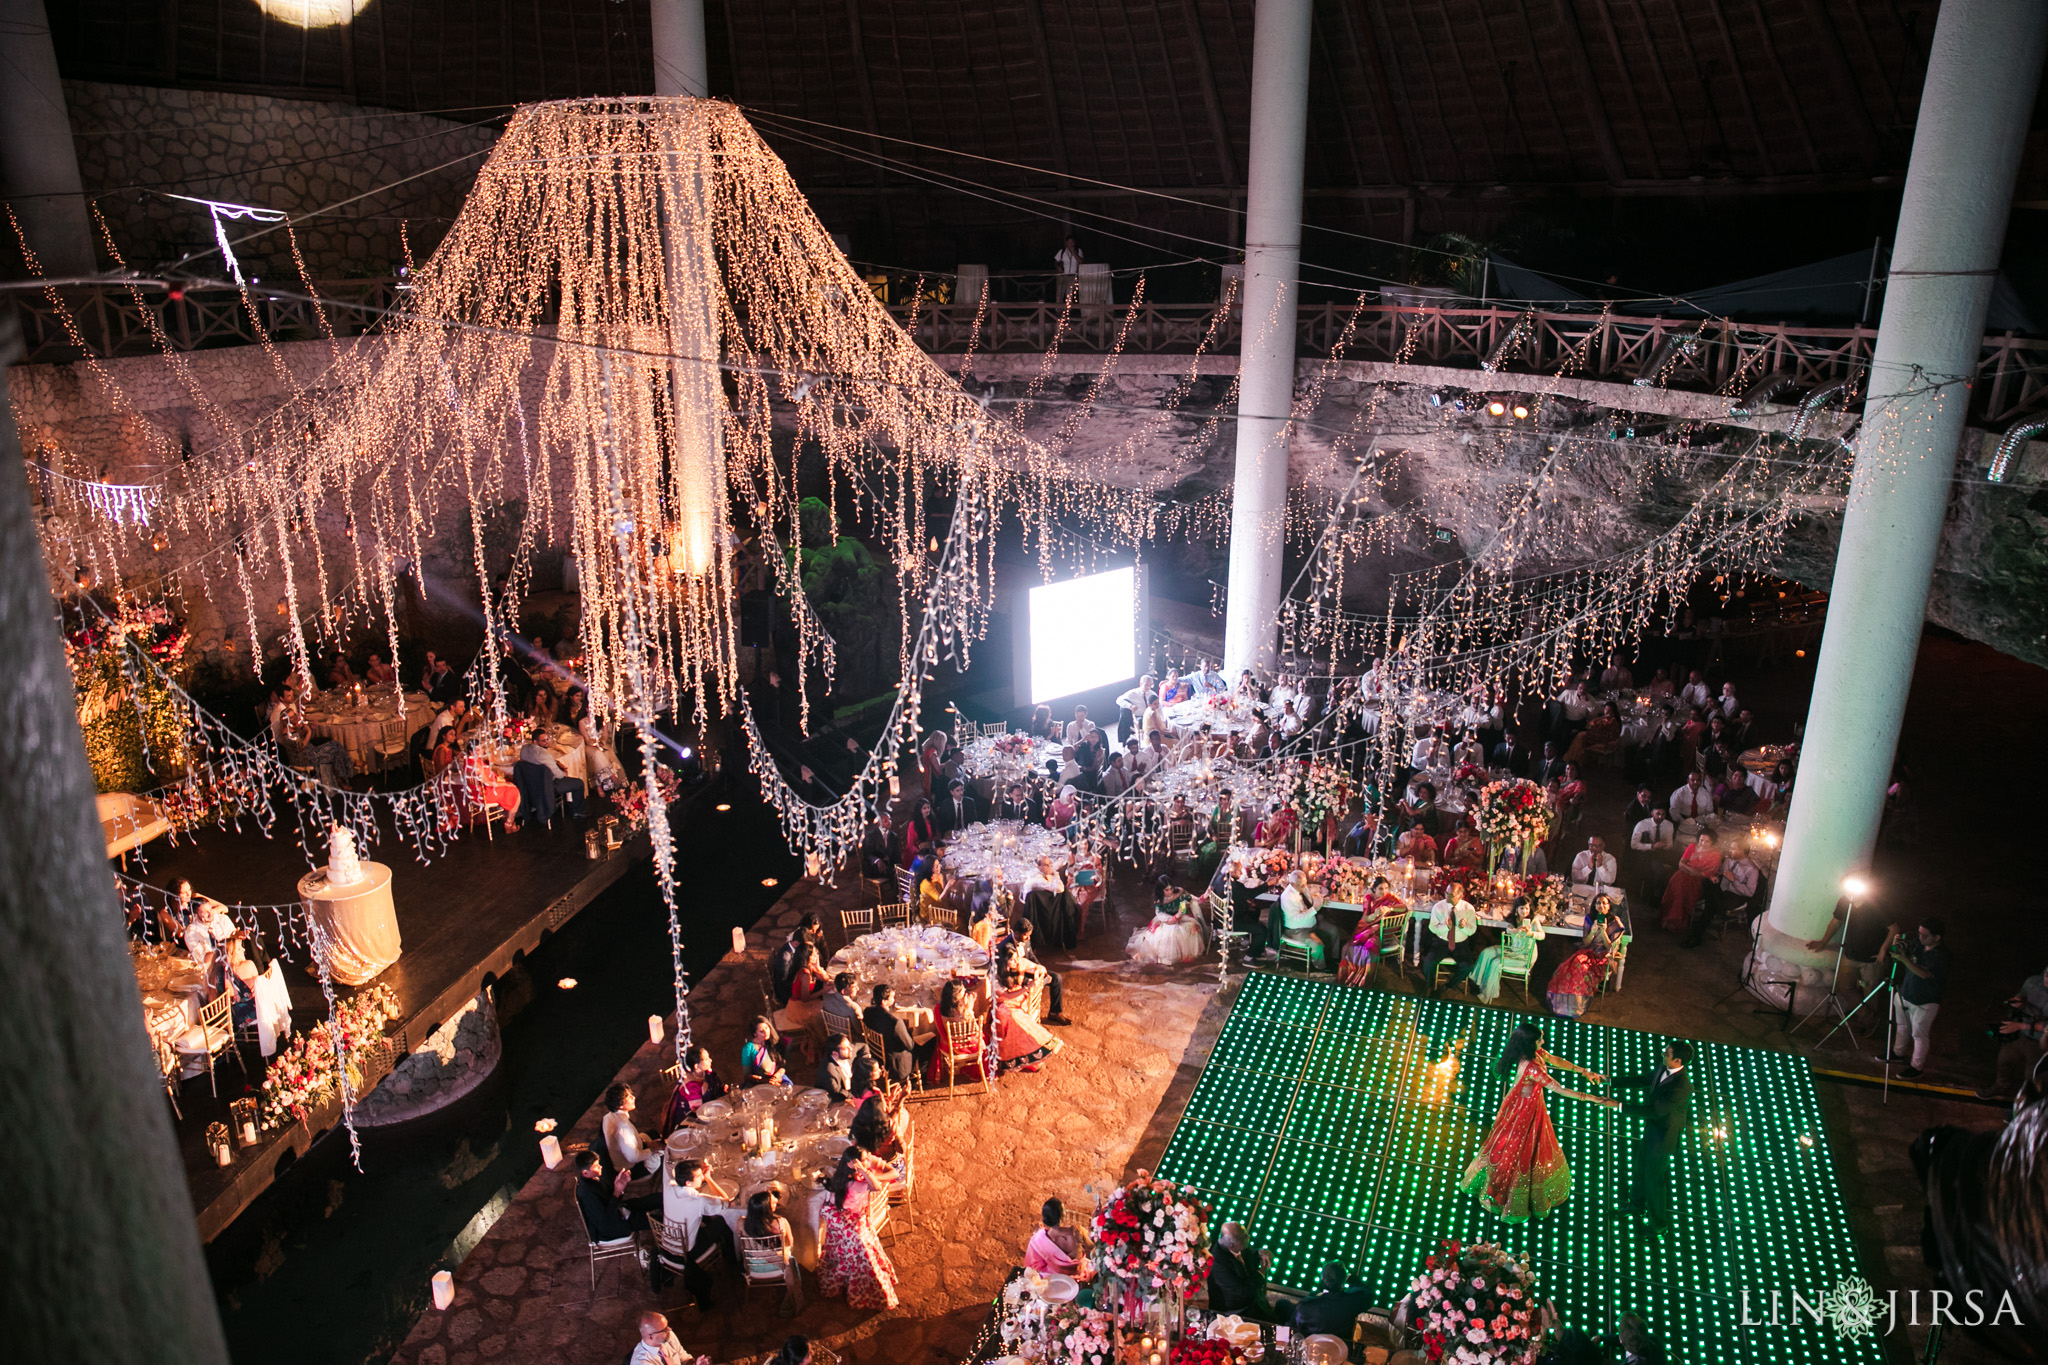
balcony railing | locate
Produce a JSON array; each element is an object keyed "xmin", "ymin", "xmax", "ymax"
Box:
[{"xmin": 11, "ymin": 285, "xmax": 2044, "ymax": 425}]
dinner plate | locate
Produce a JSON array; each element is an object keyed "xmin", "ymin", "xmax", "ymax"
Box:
[
  {"xmin": 1040, "ymin": 1274, "xmax": 1079, "ymax": 1303},
  {"xmin": 697, "ymin": 1099, "xmax": 732, "ymax": 1119},
  {"xmin": 796, "ymin": 1087, "xmax": 828, "ymax": 1107}
]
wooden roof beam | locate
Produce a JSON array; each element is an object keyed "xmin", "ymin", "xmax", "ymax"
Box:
[
  {"xmin": 1791, "ymin": 0, "xmax": 1881, "ymax": 157},
  {"xmin": 1020, "ymin": 0, "xmax": 1071, "ymax": 176},
  {"xmin": 1551, "ymin": 0, "xmax": 1629, "ymax": 183},
  {"xmin": 1175, "ymin": 0, "xmax": 1240, "ymax": 192}
]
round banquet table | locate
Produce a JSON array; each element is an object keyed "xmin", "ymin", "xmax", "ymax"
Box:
[
  {"xmin": 941, "ymin": 820, "xmax": 1071, "ymax": 898},
  {"xmin": 661, "ymin": 1087, "xmax": 850, "ymax": 1269},
  {"xmin": 1163, "ymin": 695, "xmax": 1263, "ymax": 738},
  {"xmin": 959, "ymin": 733, "xmax": 1062, "ymax": 788},
  {"xmin": 298, "ymin": 862, "xmax": 402, "ymax": 985},
  {"xmin": 302, "ymin": 690, "xmax": 433, "ymax": 771},
  {"xmin": 827, "ymin": 925, "xmax": 990, "ymax": 1026},
  {"xmin": 490, "ymin": 724, "xmax": 588, "ymax": 786},
  {"xmin": 1738, "ymin": 746, "xmax": 1789, "ymax": 775}
]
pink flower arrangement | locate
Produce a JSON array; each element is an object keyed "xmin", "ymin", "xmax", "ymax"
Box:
[
  {"xmin": 1473, "ymin": 779, "xmax": 1551, "ymax": 868},
  {"xmin": 258, "ymin": 985, "xmax": 398, "ymax": 1129},
  {"xmin": 1407, "ymin": 1239, "xmax": 1538, "ymax": 1365},
  {"xmin": 1053, "ymin": 1306, "xmax": 1117, "ymax": 1365},
  {"xmin": 614, "ymin": 764, "xmax": 683, "ymax": 829},
  {"xmin": 1088, "ymin": 1176, "xmax": 1213, "ymax": 1297},
  {"xmin": 992, "ymin": 731, "xmax": 1037, "ymax": 756}
]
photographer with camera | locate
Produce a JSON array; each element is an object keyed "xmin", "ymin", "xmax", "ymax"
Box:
[
  {"xmin": 1875, "ymin": 918, "xmax": 1948, "ymax": 1080},
  {"xmin": 1975, "ymin": 963, "xmax": 2048, "ymax": 1104}
]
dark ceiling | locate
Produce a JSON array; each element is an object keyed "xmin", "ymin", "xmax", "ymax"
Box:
[{"xmin": 51, "ymin": 1, "xmax": 2030, "ymax": 298}]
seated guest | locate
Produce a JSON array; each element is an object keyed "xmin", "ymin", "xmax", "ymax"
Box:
[
  {"xmin": 849, "ymin": 1064, "xmax": 909, "ymax": 1159},
  {"xmin": 1024, "ymin": 1197, "xmax": 1094, "ymax": 1281},
  {"xmin": 1029, "ymin": 704, "xmax": 1054, "ymax": 739},
  {"xmin": 1659, "ymin": 832, "xmax": 1722, "ymax": 934},
  {"xmin": 1422, "ymin": 882, "xmax": 1480, "ymax": 995},
  {"xmin": 1208, "ymin": 1222, "xmax": 1281, "ymax": 1323},
  {"xmin": 1569, "ymin": 836, "xmax": 1619, "ymax": 896},
  {"xmin": 1555, "ymin": 761, "xmax": 1587, "ymax": 814},
  {"xmin": 822, "ymin": 972, "xmax": 863, "ymax": 1032},
  {"xmin": 1630, "ymin": 806, "xmax": 1676, "ymax": 891},
  {"xmin": 769, "ymin": 913, "xmax": 826, "ymax": 1007},
  {"xmin": 1255, "ymin": 800, "xmax": 1299, "ymax": 849},
  {"xmin": 918, "ymin": 861, "xmax": 954, "ymax": 922},
  {"xmin": 863, "ymin": 982, "xmax": 936, "ymax": 1085},
  {"xmin": 815, "ymin": 1034, "xmax": 861, "ymax": 1103},
  {"xmin": 1394, "ymin": 823, "xmax": 1438, "ymax": 868},
  {"xmin": 1621, "ymin": 784, "xmax": 1658, "ymax": 834},
  {"xmin": 1491, "ymin": 730, "xmax": 1533, "ymax": 778},
  {"xmin": 859, "ymin": 816, "xmax": 894, "ymax": 880},
  {"xmin": 364, "ymin": 652, "xmax": 398, "ymax": 687},
  {"xmin": 630, "ymin": 1310, "xmax": 708, "ymax": 1365},
  {"xmin": 1644, "ymin": 666, "xmax": 1675, "ymax": 700},
  {"xmin": 1978, "ymin": 963, "xmax": 2048, "ymax": 1103},
  {"xmin": 1598, "ymin": 653, "xmax": 1635, "ymax": 694},
  {"xmin": 281, "ymin": 721, "xmax": 354, "ymax": 789},
  {"xmin": 1442, "ymin": 822, "xmax": 1485, "ymax": 875},
  {"xmin": 659, "ymin": 1045, "xmax": 727, "ymax": 1133},
  {"xmin": 991, "ymin": 945, "xmax": 1065, "ymax": 1073},
  {"xmin": 965, "ymin": 881, "xmax": 1003, "ymax": 950},
  {"xmin": 1607, "ymin": 1311, "xmax": 1669, "ymax": 1365},
  {"xmin": 1668, "ymin": 771, "xmax": 1715, "ymax": 830},
  {"xmin": 1292, "ymin": 1262, "xmax": 1377, "ymax": 1339},
  {"xmin": 513, "ymin": 738, "xmax": 585, "ymax": 826},
  {"xmin": 897, "ymin": 799, "xmax": 937, "ymax": 866},
  {"xmin": 1020, "ymin": 855, "xmax": 1065, "ymax": 901},
  {"xmin": 601, "ymin": 1082, "xmax": 661, "ymax": 1177},
  {"xmin": 741, "ymin": 1016, "xmax": 793, "ymax": 1087},
  {"xmin": 742, "ymin": 1187, "xmax": 805, "ymax": 1317},
  {"xmin": 325, "ymin": 653, "xmax": 358, "ymax": 689},
  {"xmin": 782, "ymin": 939, "xmax": 830, "ymax": 1041},
  {"xmin": 1546, "ymin": 895, "xmax": 1621, "ymax": 1018},
  {"xmin": 1397, "ymin": 780, "xmax": 1437, "ymax": 832},
  {"xmin": 995, "ymin": 917, "xmax": 1070, "ymax": 1024},
  {"xmin": 1129, "ymin": 875, "xmax": 1206, "ymax": 965},
  {"xmin": 666, "ymin": 1158, "xmax": 741, "ymax": 1306},
  {"xmin": 574, "ymin": 1148, "xmax": 660, "ymax": 1243},
  {"xmin": 1533, "ymin": 739, "xmax": 1567, "ymax": 787},
  {"xmin": 934, "ymin": 777, "xmax": 979, "ymax": 834},
  {"xmin": 423, "ymin": 653, "xmax": 464, "ymax": 704},
  {"xmin": 1337, "ymin": 876, "xmax": 1404, "ymax": 986},
  {"xmin": 1046, "ymin": 784, "xmax": 1081, "ymax": 830},
  {"xmin": 1714, "ymin": 772, "xmax": 1760, "ymax": 814},
  {"xmin": 1687, "ymin": 841, "xmax": 1759, "ymax": 947}
]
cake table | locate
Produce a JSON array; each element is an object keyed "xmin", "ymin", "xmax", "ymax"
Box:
[{"xmin": 299, "ymin": 861, "xmax": 402, "ymax": 985}]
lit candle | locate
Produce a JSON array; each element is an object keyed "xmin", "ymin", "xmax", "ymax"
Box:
[
  {"xmin": 241, "ymin": 1120, "xmax": 258, "ymax": 1146},
  {"xmin": 539, "ymin": 1135, "xmax": 563, "ymax": 1168},
  {"xmin": 213, "ymin": 1143, "xmax": 232, "ymax": 1168},
  {"xmin": 731, "ymin": 925, "xmax": 746, "ymax": 954},
  {"xmin": 431, "ymin": 1270, "xmax": 455, "ymax": 1311},
  {"xmin": 648, "ymin": 1014, "xmax": 665, "ymax": 1046}
]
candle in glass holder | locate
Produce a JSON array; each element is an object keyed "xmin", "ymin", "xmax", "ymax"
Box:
[
  {"xmin": 539, "ymin": 1135, "xmax": 563, "ymax": 1168},
  {"xmin": 213, "ymin": 1143, "xmax": 232, "ymax": 1167},
  {"xmin": 648, "ymin": 1014, "xmax": 665, "ymax": 1046},
  {"xmin": 241, "ymin": 1120, "xmax": 259, "ymax": 1146}
]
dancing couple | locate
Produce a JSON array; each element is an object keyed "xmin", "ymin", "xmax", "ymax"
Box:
[{"xmin": 1458, "ymin": 1023, "xmax": 1694, "ymax": 1235}]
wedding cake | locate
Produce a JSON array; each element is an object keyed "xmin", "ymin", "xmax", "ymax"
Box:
[{"xmin": 326, "ymin": 824, "xmax": 365, "ymax": 887}]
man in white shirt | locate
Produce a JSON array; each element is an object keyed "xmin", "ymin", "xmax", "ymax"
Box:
[
  {"xmin": 1570, "ymin": 837, "xmax": 1620, "ymax": 895},
  {"xmin": 1679, "ymin": 670, "xmax": 1711, "ymax": 712},
  {"xmin": 1630, "ymin": 806, "xmax": 1676, "ymax": 891},
  {"xmin": 426, "ymin": 699, "xmax": 465, "ymax": 751},
  {"xmin": 1019, "ymin": 856, "xmax": 1066, "ymax": 901},
  {"xmin": 1056, "ymin": 745, "xmax": 1082, "ymax": 786},
  {"xmin": 1599, "ymin": 653, "xmax": 1635, "ymax": 694},
  {"xmin": 1194, "ymin": 659, "xmax": 1227, "ymax": 695},
  {"xmin": 1116, "ymin": 677, "xmax": 1155, "ymax": 744},
  {"xmin": 1556, "ymin": 679, "xmax": 1591, "ymax": 724},
  {"xmin": 630, "ymin": 1311, "xmax": 707, "ymax": 1365},
  {"xmin": 1422, "ymin": 886, "xmax": 1481, "ymax": 995},
  {"xmin": 1141, "ymin": 731, "xmax": 1171, "ymax": 777},
  {"xmin": 1408, "ymin": 727, "xmax": 1447, "ymax": 771},
  {"xmin": 1688, "ymin": 843, "xmax": 1761, "ymax": 947},
  {"xmin": 517, "ymin": 739, "xmax": 587, "ymax": 821},
  {"xmin": 1668, "ymin": 772, "xmax": 1714, "ymax": 828},
  {"xmin": 1276, "ymin": 703, "xmax": 1304, "ymax": 741},
  {"xmin": 1718, "ymin": 681, "xmax": 1741, "ymax": 719}
]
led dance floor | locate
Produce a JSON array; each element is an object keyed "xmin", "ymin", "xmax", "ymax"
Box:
[{"xmin": 1156, "ymin": 973, "xmax": 1883, "ymax": 1363}]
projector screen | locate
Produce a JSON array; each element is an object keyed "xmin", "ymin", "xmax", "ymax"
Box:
[{"xmin": 1027, "ymin": 566, "xmax": 1138, "ymax": 705}]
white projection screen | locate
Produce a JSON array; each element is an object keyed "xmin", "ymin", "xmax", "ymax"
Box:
[{"xmin": 1027, "ymin": 566, "xmax": 1138, "ymax": 705}]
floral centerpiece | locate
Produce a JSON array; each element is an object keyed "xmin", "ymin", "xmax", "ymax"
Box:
[
  {"xmin": 1406, "ymin": 1239, "xmax": 1540, "ymax": 1364},
  {"xmin": 1051, "ymin": 1306, "xmax": 1117, "ymax": 1365},
  {"xmin": 614, "ymin": 763, "xmax": 683, "ymax": 829},
  {"xmin": 1472, "ymin": 779, "xmax": 1550, "ymax": 873},
  {"xmin": 1453, "ymin": 760, "xmax": 1490, "ymax": 786},
  {"xmin": 1289, "ymin": 759, "xmax": 1352, "ymax": 829},
  {"xmin": 501, "ymin": 716, "xmax": 537, "ymax": 746},
  {"xmin": 1252, "ymin": 847, "xmax": 1293, "ymax": 887},
  {"xmin": 258, "ymin": 984, "xmax": 399, "ymax": 1129},
  {"xmin": 1171, "ymin": 1340, "xmax": 1243, "ymax": 1365},
  {"xmin": 1520, "ymin": 874, "xmax": 1566, "ymax": 924},
  {"xmin": 1089, "ymin": 1175, "xmax": 1213, "ymax": 1297},
  {"xmin": 993, "ymin": 730, "xmax": 1037, "ymax": 756}
]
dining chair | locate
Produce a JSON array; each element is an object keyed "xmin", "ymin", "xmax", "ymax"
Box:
[
  {"xmin": 838, "ymin": 903, "xmax": 876, "ymax": 943},
  {"xmin": 738, "ymin": 1231, "xmax": 799, "ymax": 1310},
  {"xmin": 371, "ymin": 719, "xmax": 410, "ymax": 778},
  {"xmin": 894, "ymin": 868, "xmax": 917, "ymax": 902},
  {"xmin": 923, "ymin": 903, "xmax": 960, "ymax": 934},
  {"xmin": 173, "ymin": 990, "xmax": 244, "ymax": 1098},
  {"xmin": 1601, "ymin": 934, "xmax": 1633, "ymax": 994},
  {"xmin": 885, "ymin": 1121, "xmax": 915, "ymax": 1207},
  {"xmin": 823, "ymin": 1011, "xmax": 859, "ymax": 1046},
  {"xmin": 876, "ymin": 901, "xmax": 914, "ymax": 931},
  {"xmin": 1205, "ymin": 889, "xmax": 1246, "ymax": 963},
  {"xmin": 936, "ymin": 1015, "xmax": 992, "ymax": 1096},
  {"xmin": 1275, "ymin": 938, "xmax": 1316, "ymax": 976},
  {"xmin": 1373, "ymin": 908, "xmax": 1411, "ymax": 982},
  {"xmin": 1497, "ymin": 948, "xmax": 1538, "ymax": 1006}
]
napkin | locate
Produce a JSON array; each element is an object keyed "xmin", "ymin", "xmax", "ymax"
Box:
[{"xmin": 1209, "ymin": 1315, "xmax": 1262, "ymax": 1347}]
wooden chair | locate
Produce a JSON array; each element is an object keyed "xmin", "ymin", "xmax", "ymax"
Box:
[
  {"xmin": 838, "ymin": 902, "xmax": 876, "ymax": 943},
  {"xmin": 582, "ymin": 1213, "xmax": 641, "ymax": 1292},
  {"xmin": 857, "ymin": 875, "xmax": 886, "ymax": 908},
  {"xmin": 1601, "ymin": 934, "xmax": 1633, "ymax": 994},
  {"xmin": 172, "ymin": 990, "xmax": 246, "ymax": 1099},
  {"xmin": 1373, "ymin": 907, "xmax": 1411, "ymax": 982},
  {"xmin": 371, "ymin": 718, "xmax": 411, "ymax": 777},
  {"xmin": 935, "ymin": 1014, "xmax": 992, "ymax": 1096},
  {"xmin": 923, "ymin": 903, "xmax": 960, "ymax": 933},
  {"xmin": 886, "ymin": 1119, "xmax": 915, "ymax": 1207},
  {"xmin": 823, "ymin": 1010, "xmax": 860, "ymax": 1047},
  {"xmin": 984, "ymin": 722, "xmax": 1008, "ymax": 737},
  {"xmin": 1205, "ymin": 889, "xmax": 1247, "ymax": 962},
  {"xmin": 738, "ymin": 1231, "xmax": 799, "ymax": 1310},
  {"xmin": 1275, "ymin": 937, "xmax": 1316, "ymax": 975},
  {"xmin": 1430, "ymin": 958, "xmax": 1468, "ymax": 995},
  {"xmin": 894, "ymin": 868, "xmax": 917, "ymax": 902},
  {"xmin": 877, "ymin": 901, "xmax": 915, "ymax": 931},
  {"xmin": 1497, "ymin": 944, "xmax": 1539, "ymax": 1005}
]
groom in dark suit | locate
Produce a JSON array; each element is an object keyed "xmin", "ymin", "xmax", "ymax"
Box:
[{"xmin": 1615, "ymin": 1039, "xmax": 1693, "ymax": 1235}]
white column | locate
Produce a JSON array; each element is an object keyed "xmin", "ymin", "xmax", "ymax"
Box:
[
  {"xmin": 650, "ymin": 0, "xmax": 710, "ymax": 97},
  {"xmin": 1761, "ymin": 0, "xmax": 2048, "ymax": 968},
  {"xmin": 0, "ymin": 0, "xmax": 94, "ymax": 276},
  {"xmin": 1221, "ymin": 0, "xmax": 1313, "ymax": 678}
]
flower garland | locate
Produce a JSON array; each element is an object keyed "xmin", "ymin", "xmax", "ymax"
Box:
[
  {"xmin": 1472, "ymin": 779, "xmax": 1550, "ymax": 871},
  {"xmin": 258, "ymin": 984, "xmax": 400, "ymax": 1129},
  {"xmin": 614, "ymin": 763, "xmax": 683, "ymax": 829},
  {"xmin": 1089, "ymin": 1176, "xmax": 1212, "ymax": 1297},
  {"xmin": 1407, "ymin": 1239, "xmax": 1539, "ymax": 1365},
  {"xmin": 1289, "ymin": 759, "xmax": 1352, "ymax": 828},
  {"xmin": 64, "ymin": 599, "xmax": 192, "ymax": 793}
]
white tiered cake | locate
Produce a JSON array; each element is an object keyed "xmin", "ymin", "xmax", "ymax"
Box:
[{"xmin": 326, "ymin": 824, "xmax": 365, "ymax": 887}]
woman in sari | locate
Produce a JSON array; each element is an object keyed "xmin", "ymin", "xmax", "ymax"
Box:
[
  {"xmin": 816, "ymin": 1144, "xmax": 901, "ymax": 1309},
  {"xmin": 1471, "ymin": 899, "xmax": 1545, "ymax": 1004},
  {"xmin": 1441, "ymin": 822, "xmax": 1486, "ymax": 877},
  {"xmin": 918, "ymin": 861, "xmax": 952, "ymax": 923},
  {"xmin": 658, "ymin": 1045, "xmax": 728, "ymax": 1134},
  {"xmin": 1128, "ymin": 876, "xmax": 1206, "ymax": 965},
  {"xmin": 991, "ymin": 945, "xmax": 1063, "ymax": 1073},
  {"xmin": 1545, "ymin": 895, "xmax": 1620, "ymax": 1018},
  {"xmin": 1337, "ymin": 876, "xmax": 1405, "ymax": 986},
  {"xmin": 782, "ymin": 940, "xmax": 830, "ymax": 1050},
  {"xmin": 1068, "ymin": 840, "xmax": 1106, "ymax": 929},
  {"xmin": 965, "ymin": 881, "xmax": 1002, "ymax": 950},
  {"xmin": 927, "ymin": 978, "xmax": 989, "ymax": 1085},
  {"xmin": 1458, "ymin": 1023, "xmax": 1615, "ymax": 1223},
  {"xmin": 443, "ymin": 747, "xmax": 522, "ymax": 833},
  {"xmin": 1046, "ymin": 785, "xmax": 1080, "ymax": 830},
  {"xmin": 1660, "ymin": 831, "xmax": 1722, "ymax": 932},
  {"xmin": 1255, "ymin": 801, "xmax": 1298, "ymax": 849}
]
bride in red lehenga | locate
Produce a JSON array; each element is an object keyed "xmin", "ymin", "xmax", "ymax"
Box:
[{"xmin": 1458, "ymin": 1023, "xmax": 1618, "ymax": 1223}]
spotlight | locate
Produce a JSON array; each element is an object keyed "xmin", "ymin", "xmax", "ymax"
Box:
[
  {"xmin": 678, "ymin": 745, "xmax": 693, "ymax": 759},
  {"xmin": 1487, "ymin": 400, "xmax": 1507, "ymax": 417},
  {"xmin": 715, "ymin": 802, "xmax": 732, "ymax": 812},
  {"xmin": 1512, "ymin": 404, "xmax": 1530, "ymax": 420},
  {"xmin": 1842, "ymin": 876, "xmax": 1869, "ymax": 898},
  {"xmin": 557, "ymin": 977, "xmax": 578, "ymax": 990}
]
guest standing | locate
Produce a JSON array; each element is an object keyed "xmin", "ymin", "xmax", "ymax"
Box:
[
  {"xmin": 1615, "ymin": 1041, "xmax": 1693, "ymax": 1235},
  {"xmin": 816, "ymin": 1145, "xmax": 901, "ymax": 1308}
]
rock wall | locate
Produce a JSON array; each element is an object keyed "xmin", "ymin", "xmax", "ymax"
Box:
[
  {"xmin": 353, "ymin": 991, "xmax": 502, "ymax": 1128},
  {"xmin": 61, "ymin": 81, "xmax": 498, "ymax": 279}
]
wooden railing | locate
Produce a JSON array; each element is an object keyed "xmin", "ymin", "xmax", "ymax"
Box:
[{"xmin": 11, "ymin": 285, "xmax": 2044, "ymax": 423}]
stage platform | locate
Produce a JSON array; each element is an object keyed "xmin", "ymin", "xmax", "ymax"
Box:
[
  {"xmin": 1155, "ymin": 973, "xmax": 1884, "ymax": 1363},
  {"xmin": 130, "ymin": 812, "xmax": 657, "ymax": 1241}
]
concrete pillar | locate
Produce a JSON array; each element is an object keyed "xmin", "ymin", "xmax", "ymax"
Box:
[
  {"xmin": 650, "ymin": 0, "xmax": 711, "ymax": 97},
  {"xmin": 1761, "ymin": 0, "xmax": 2048, "ymax": 968},
  {"xmin": 0, "ymin": 313, "xmax": 229, "ymax": 1358},
  {"xmin": 1221, "ymin": 0, "xmax": 1313, "ymax": 679},
  {"xmin": 0, "ymin": 0, "xmax": 95, "ymax": 277}
]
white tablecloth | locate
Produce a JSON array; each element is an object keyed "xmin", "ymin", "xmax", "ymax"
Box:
[
  {"xmin": 303, "ymin": 691, "xmax": 433, "ymax": 770},
  {"xmin": 299, "ymin": 862, "xmax": 402, "ymax": 985},
  {"xmin": 660, "ymin": 1087, "xmax": 848, "ymax": 1269},
  {"xmin": 942, "ymin": 820, "xmax": 1071, "ymax": 896},
  {"xmin": 490, "ymin": 724, "xmax": 588, "ymax": 786},
  {"xmin": 828, "ymin": 925, "xmax": 990, "ymax": 1022}
]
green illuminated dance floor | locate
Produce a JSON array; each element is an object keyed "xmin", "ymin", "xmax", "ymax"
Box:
[{"xmin": 1156, "ymin": 973, "xmax": 1882, "ymax": 1363}]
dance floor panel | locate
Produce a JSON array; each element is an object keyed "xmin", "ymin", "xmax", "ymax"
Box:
[{"xmin": 1155, "ymin": 973, "xmax": 1883, "ymax": 1364}]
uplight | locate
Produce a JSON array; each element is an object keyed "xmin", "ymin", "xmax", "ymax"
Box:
[
  {"xmin": 716, "ymin": 803, "xmax": 732, "ymax": 812},
  {"xmin": 557, "ymin": 977, "xmax": 578, "ymax": 990},
  {"xmin": 761, "ymin": 877, "xmax": 780, "ymax": 888}
]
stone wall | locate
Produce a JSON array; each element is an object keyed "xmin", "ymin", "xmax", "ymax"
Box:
[
  {"xmin": 62, "ymin": 81, "xmax": 498, "ymax": 279},
  {"xmin": 354, "ymin": 991, "xmax": 502, "ymax": 1128}
]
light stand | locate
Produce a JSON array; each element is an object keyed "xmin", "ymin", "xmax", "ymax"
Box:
[
  {"xmin": 1818, "ymin": 950, "xmax": 1903, "ymax": 1103},
  {"xmin": 1792, "ymin": 893, "xmax": 1861, "ymax": 1042},
  {"xmin": 1713, "ymin": 911, "xmax": 1797, "ymax": 1027}
]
